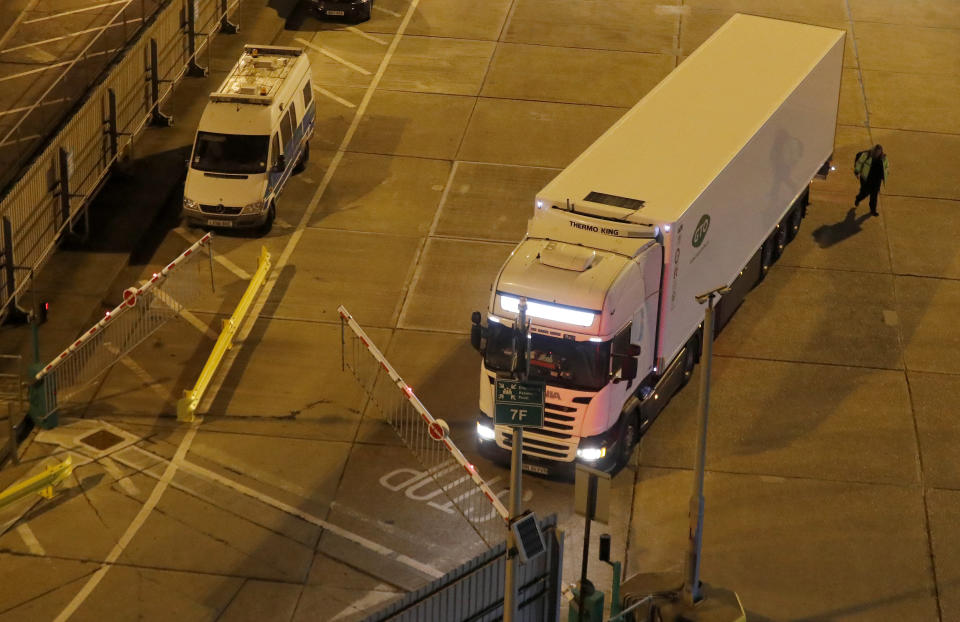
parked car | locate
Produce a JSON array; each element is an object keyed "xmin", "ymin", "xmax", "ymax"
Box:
[{"xmin": 308, "ymin": 0, "xmax": 373, "ymax": 23}]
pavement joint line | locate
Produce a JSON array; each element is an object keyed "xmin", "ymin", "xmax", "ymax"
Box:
[
  {"xmin": 121, "ymin": 444, "xmax": 444, "ymax": 578},
  {"xmin": 15, "ymin": 523, "xmax": 45, "ymax": 556},
  {"xmin": 20, "ymin": 0, "xmax": 129, "ymax": 24},
  {"xmin": 52, "ymin": 423, "xmax": 200, "ymax": 622},
  {"xmin": 343, "ymin": 26, "xmax": 388, "ymax": 45},
  {"xmin": 430, "ymin": 233, "xmax": 517, "ymax": 246},
  {"xmin": 173, "ymin": 227, "xmax": 251, "ymax": 280},
  {"xmin": 372, "ymin": 5, "xmax": 401, "ymax": 17},
  {"xmin": 711, "ymin": 351, "xmax": 904, "ymax": 373},
  {"xmin": 636, "ymin": 461, "xmax": 924, "ymax": 490},
  {"xmin": 295, "ymin": 37, "xmax": 371, "ymax": 75},
  {"xmin": 395, "ymin": 161, "xmax": 459, "ymax": 327},
  {"xmin": 313, "ymin": 84, "xmax": 356, "ymax": 108}
]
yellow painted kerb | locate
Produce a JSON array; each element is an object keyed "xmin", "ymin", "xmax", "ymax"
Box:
[{"xmin": 177, "ymin": 246, "xmax": 272, "ymax": 422}]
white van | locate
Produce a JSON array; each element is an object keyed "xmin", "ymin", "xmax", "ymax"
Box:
[{"xmin": 183, "ymin": 45, "xmax": 315, "ymax": 230}]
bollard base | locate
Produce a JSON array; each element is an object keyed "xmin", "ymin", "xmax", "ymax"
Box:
[{"xmin": 619, "ymin": 572, "xmax": 745, "ymax": 622}]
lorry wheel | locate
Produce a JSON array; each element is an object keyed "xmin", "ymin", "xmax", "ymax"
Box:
[
  {"xmin": 616, "ymin": 416, "xmax": 637, "ymax": 471},
  {"xmin": 758, "ymin": 237, "xmax": 775, "ymax": 282},
  {"xmin": 296, "ymin": 142, "xmax": 310, "ymax": 170}
]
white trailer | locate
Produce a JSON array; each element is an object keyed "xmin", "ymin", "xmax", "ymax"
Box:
[{"xmin": 471, "ymin": 14, "xmax": 844, "ymax": 474}]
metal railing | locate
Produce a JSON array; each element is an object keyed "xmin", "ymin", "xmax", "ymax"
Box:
[{"xmin": 0, "ymin": 0, "xmax": 241, "ymax": 321}]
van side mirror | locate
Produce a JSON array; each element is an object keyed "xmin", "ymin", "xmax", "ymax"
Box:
[
  {"xmin": 274, "ymin": 154, "xmax": 286, "ymax": 171},
  {"xmin": 470, "ymin": 311, "xmax": 484, "ymax": 353}
]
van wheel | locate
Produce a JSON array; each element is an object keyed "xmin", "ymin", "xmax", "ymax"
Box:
[
  {"xmin": 615, "ymin": 416, "xmax": 637, "ymax": 471},
  {"xmin": 259, "ymin": 201, "xmax": 275, "ymax": 234},
  {"xmin": 296, "ymin": 142, "xmax": 310, "ymax": 170}
]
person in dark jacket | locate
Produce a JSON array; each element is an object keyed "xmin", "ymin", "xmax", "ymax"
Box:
[{"xmin": 854, "ymin": 144, "xmax": 889, "ymax": 216}]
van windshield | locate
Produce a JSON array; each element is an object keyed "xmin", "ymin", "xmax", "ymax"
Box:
[
  {"xmin": 484, "ymin": 322, "xmax": 610, "ymax": 391},
  {"xmin": 192, "ymin": 132, "xmax": 269, "ymax": 174}
]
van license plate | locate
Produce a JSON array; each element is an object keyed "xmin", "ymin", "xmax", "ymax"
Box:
[
  {"xmin": 326, "ymin": 9, "xmax": 344, "ymax": 15},
  {"xmin": 522, "ymin": 463, "xmax": 549, "ymax": 475},
  {"xmin": 208, "ymin": 219, "xmax": 233, "ymax": 227}
]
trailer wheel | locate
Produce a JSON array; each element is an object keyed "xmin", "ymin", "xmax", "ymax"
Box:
[
  {"xmin": 774, "ymin": 222, "xmax": 789, "ymax": 257},
  {"xmin": 786, "ymin": 206, "xmax": 803, "ymax": 242},
  {"xmin": 758, "ymin": 236, "xmax": 776, "ymax": 282},
  {"xmin": 678, "ymin": 338, "xmax": 698, "ymax": 388}
]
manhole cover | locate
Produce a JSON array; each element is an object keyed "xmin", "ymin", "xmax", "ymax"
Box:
[{"xmin": 79, "ymin": 429, "xmax": 125, "ymax": 451}]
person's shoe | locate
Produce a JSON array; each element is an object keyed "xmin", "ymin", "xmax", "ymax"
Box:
[
  {"xmin": 870, "ymin": 209, "xmax": 878, "ymax": 216},
  {"xmin": 855, "ymin": 197, "xmax": 861, "ymax": 207}
]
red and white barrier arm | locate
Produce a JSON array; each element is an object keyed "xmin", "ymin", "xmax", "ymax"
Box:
[
  {"xmin": 338, "ymin": 305, "xmax": 510, "ymax": 523},
  {"xmin": 34, "ymin": 233, "xmax": 213, "ymax": 381}
]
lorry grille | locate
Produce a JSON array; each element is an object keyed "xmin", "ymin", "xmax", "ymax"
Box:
[{"xmin": 498, "ymin": 429, "xmax": 577, "ymax": 462}]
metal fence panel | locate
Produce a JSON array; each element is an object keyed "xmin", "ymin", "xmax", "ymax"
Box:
[
  {"xmin": 362, "ymin": 515, "xmax": 562, "ymax": 622},
  {"xmin": 0, "ymin": 0, "xmax": 239, "ymax": 320}
]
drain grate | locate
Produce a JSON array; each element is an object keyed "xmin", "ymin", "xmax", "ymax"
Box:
[{"xmin": 79, "ymin": 429, "xmax": 125, "ymax": 451}]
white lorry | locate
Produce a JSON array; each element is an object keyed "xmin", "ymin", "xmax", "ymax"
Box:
[{"xmin": 471, "ymin": 14, "xmax": 844, "ymax": 474}]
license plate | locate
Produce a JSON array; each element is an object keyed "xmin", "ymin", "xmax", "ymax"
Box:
[
  {"xmin": 326, "ymin": 9, "xmax": 344, "ymax": 15},
  {"xmin": 207, "ymin": 219, "xmax": 233, "ymax": 227},
  {"xmin": 522, "ymin": 463, "xmax": 549, "ymax": 475}
]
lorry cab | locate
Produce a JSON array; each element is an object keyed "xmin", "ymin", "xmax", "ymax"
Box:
[{"xmin": 183, "ymin": 45, "xmax": 315, "ymax": 231}]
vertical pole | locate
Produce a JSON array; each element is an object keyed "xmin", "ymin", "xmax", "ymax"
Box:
[
  {"xmin": 107, "ymin": 88, "xmax": 119, "ymax": 160},
  {"xmin": 2, "ymin": 217, "xmax": 14, "ymax": 304},
  {"xmin": 219, "ymin": 0, "xmax": 238, "ymax": 34},
  {"xmin": 58, "ymin": 148, "xmax": 71, "ymax": 228},
  {"xmin": 207, "ymin": 239, "xmax": 215, "ymax": 293},
  {"xmin": 186, "ymin": 0, "xmax": 206, "ymax": 77},
  {"xmin": 6, "ymin": 402, "xmax": 17, "ymax": 465},
  {"xmin": 504, "ymin": 298, "xmax": 529, "ymax": 622},
  {"xmin": 148, "ymin": 39, "xmax": 172, "ymax": 127},
  {"xmin": 683, "ymin": 292, "xmax": 717, "ymax": 604},
  {"xmin": 578, "ymin": 475, "xmax": 597, "ymax": 621}
]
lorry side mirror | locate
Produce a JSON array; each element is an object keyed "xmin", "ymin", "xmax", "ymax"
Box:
[
  {"xmin": 627, "ymin": 344, "xmax": 641, "ymax": 357},
  {"xmin": 619, "ymin": 357, "xmax": 638, "ymax": 381},
  {"xmin": 470, "ymin": 311, "xmax": 484, "ymax": 352}
]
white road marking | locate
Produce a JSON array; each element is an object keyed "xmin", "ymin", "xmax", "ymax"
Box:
[
  {"xmin": 0, "ymin": 48, "xmax": 123, "ymax": 82},
  {"xmin": 395, "ymin": 161, "xmax": 459, "ymax": 327},
  {"xmin": 296, "ymin": 37, "xmax": 371, "ymax": 75},
  {"xmin": 313, "ymin": 85, "xmax": 356, "ymax": 108},
  {"xmin": 0, "ymin": 97, "xmax": 71, "ymax": 117},
  {"xmin": 112, "ymin": 446, "xmax": 443, "ymax": 579},
  {"xmin": 654, "ymin": 4, "xmax": 691, "ymax": 15},
  {"xmin": 21, "ymin": 0, "xmax": 129, "ymax": 24},
  {"xmin": 149, "ymin": 287, "xmax": 217, "ymax": 340},
  {"xmin": 373, "ymin": 5, "xmax": 401, "ymax": 17},
  {"xmin": 329, "ymin": 584, "xmax": 397, "ymax": 621},
  {"xmin": 53, "ymin": 425, "xmax": 200, "ymax": 622},
  {"xmin": 173, "ymin": 227, "xmax": 251, "ymax": 280},
  {"xmin": 16, "ymin": 524, "xmax": 45, "ymax": 555},
  {"xmin": 343, "ymin": 26, "xmax": 388, "ymax": 45},
  {"xmin": 0, "ymin": 19, "xmax": 143, "ymax": 55},
  {"xmin": 206, "ymin": 0, "xmax": 423, "ymax": 403},
  {"xmin": 120, "ymin": 356, "xmax": 175, "ymax": 402},
  {"xmin": 99, "ymin": 456, "xmax": 139, "ymax": 496}
]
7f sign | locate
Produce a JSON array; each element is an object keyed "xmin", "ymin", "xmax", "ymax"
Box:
[{"xmin": 494, "ymin": 380, "xmax": 545, "ymax": 428}]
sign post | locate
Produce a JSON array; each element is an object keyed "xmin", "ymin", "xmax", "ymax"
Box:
[{"xmin": 503, "ymin": 297, "xmax": 539, "ymax": 622}]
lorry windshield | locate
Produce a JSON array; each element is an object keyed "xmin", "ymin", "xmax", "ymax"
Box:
[
  {"xmin": 484, "ymin": 322, "xmax": 610, "ymax": 391},
  {"xmin": 192, "ymin": 132, "xmax": 269, "ymax": 174}
]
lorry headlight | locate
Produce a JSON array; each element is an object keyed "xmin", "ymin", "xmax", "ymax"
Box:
[
  {"xmin": 242, "ymin": 199, "xmax": 265, "ymax": 215},
  {"xmin": 476, "ymin": 421, "xmax": 496, "ymax": 441},
  {"xmin": 577, "ymin": 446, "xmax": 606, "ymax": 461},
  {"xmin": 183, "ymin": 197, "xmax": 197, "ymax": 210}
]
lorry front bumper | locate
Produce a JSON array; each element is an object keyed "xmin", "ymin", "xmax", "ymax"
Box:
[{"xmin": 476, "ymin": 412, "xmax": 622, "ymax": 477}]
